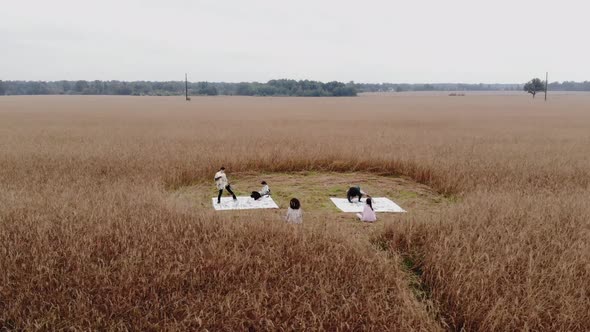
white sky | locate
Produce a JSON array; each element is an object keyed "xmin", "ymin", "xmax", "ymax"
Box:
[{"xmin": 1, "ymin": 0, "xmax": 588, "ymax": 83}]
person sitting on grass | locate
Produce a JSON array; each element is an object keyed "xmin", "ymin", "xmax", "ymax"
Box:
[
  {"xmin": 356, "ymin": 198, "xmax": 376, "ymax": 223},
  {"xmin": 214, "ymin": 166, "xmax": 237, "ymax": 204},
  {"xmin": 250, "ymin": 181, "xmax": 270, "ymax": 200},
  {"xmin": 285, "ymin": 198, "xmax": 303, "ymax": 224},
  {"xmin": 347, "ymin": 186, "xmax": 367, "ymax": 203}
]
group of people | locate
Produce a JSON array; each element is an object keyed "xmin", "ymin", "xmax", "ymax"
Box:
[
  {"xmin": 214, "ymin": 167, "xmax": 270, "ymax": 202},
  {"xmin": 214, "ymin": 167, "xmax": 376, "ymax": 224}
]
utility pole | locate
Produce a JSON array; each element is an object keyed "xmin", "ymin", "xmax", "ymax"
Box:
[
  {"xmin": 185, "ymin": 73, "xmax": 189, "ymax": 101},
  {"xmin": 545, "ymin": 72, "xmax": 548, "ymax": 101}
]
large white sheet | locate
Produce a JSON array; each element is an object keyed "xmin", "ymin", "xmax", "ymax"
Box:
[
  {"xmin": 330, "ymin": 197, "xmax": 406, "ymax": 213},
  {"xmin": 212, "ymin": 196, "xmax": 279, "ymax": 210}
]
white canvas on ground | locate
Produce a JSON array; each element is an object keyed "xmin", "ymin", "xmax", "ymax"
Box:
[
  {"xmin": 212, "ymin": 196, "xmax": 279, "ymax": 211},
  {"xmin": 330, "ymin": 197, "xmax": 406, "ymax": 213}
]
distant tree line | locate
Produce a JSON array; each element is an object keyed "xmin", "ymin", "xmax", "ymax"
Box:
[
  {"xmin": 0, "ymin": 79, "xmax": 357, "ymax": 97},
  {"xmin": 355, "ymin": 83, "xmax": 524, "ymax": 92},
  {"xmin": 2, "ymin": 80, "xmax": 590, "ymax": 96},
  {"xmin": 355, "ymin": 81, "xmax": 590, "ymax": 92},
  {"xmin": 547, "ymin": 81, "xmax": 590, "ymax": 91}
]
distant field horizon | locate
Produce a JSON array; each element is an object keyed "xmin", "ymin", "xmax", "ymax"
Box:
[
  {"xmin": 3, "ymin": 90, "xmax": 590, "ymax": 98},
  {"xmin": 2, "ymin": 79, "xmax": 589, "ymax": 97}
]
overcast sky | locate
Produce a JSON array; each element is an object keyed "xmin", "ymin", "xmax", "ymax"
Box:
[{"xmin": 1, "ymin": 0, "xmax": 588, "ymax": 83}]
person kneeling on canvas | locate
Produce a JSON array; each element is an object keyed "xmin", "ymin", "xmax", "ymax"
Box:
[
  {"xmin": 214, "ymin": 167, "xmax": 237, "ymax": 204},
  {"xmin": 285, "ymin": 198, "xmax": 303, "ymax": 224},
  {"xmin": 347, "ymin": 186, "xmax": 367, "ymax": 203},
  {"xmin": 357, "ymin": 198, "xmax": 376, "ymax": 222},
  {"xmin": 250, "ymin": 181, "xmax": 270, "ymax": 200}
]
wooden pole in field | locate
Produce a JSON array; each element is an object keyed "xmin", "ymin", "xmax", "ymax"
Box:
[
  {"xmin": 185, "ymin": 73, "xmax": 189, "ymax": 101},
  {"xmin": 545, "ymin": 72, "xmax": 548, "ymax": 101}
]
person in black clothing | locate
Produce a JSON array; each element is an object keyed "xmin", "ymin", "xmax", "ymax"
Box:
[{"xmin": 347, "ymin": 186, "xmax": 367, "ymax": 203}]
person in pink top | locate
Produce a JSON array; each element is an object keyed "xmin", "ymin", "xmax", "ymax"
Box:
[{"xmin": 356, "ymin": 198, "xmax": 377, "ymax": 222}]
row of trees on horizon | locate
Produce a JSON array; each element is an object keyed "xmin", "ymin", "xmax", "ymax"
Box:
[
  {"xmin": 1, "ymin": 79, "xmax": 590, "ymax": 96},
  {"xmin": 0, "ymin": 79, "xmax": 357, "ymax": 97}
]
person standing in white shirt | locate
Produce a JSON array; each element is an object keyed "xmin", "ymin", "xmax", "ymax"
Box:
[{"xmin": 214, "ymin": 167, "xmax": 237, "ymax": 204}]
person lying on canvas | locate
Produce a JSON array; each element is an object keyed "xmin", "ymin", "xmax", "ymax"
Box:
[
  {"xmin": 356, "ymin": 198, "xmax": 377, "ymax": 222},
  {"xmin": 347, "ymin": 186, "xmax": 368, "ymax": 203},
  {"xmin": 214, "ymin": 167, "xmax": 237, "ymax": 204},
  {"xmin": 250, "ymin": 181, "xmax": 270, "ymax": 200}
]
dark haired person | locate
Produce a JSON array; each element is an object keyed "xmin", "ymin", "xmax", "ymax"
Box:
[
  {"xmin": 347, "ymin": 186, "xmax": 367, "ymax": 203},
  {"xmin": 214, "ymin": 167, "xmax": 237, "ymax": 204},
  {"xmin": 250, "ymin": 181, "xmax": 271, "ymax": 200},
  {"xmin": 285, "ymin": 198, "xmax": 303, "ymax": 224},
  {"xmin": 356, "ymin": 198, "xmax": 376, "ymax": 222}
]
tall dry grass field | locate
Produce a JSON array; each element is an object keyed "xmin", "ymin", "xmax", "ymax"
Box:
[{"xmin": 1, "ymin": 94, "xmax": 589, "ymax": 330}]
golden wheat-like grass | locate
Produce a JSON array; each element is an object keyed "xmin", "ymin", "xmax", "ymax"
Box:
[{"xmin": 1, "ymin": 94, "xmax": 589, "ymax": 330}]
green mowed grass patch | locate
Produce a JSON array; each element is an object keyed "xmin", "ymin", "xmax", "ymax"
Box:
[{"xmin": 170, "ymin": 172, "xmax": 449, "ymax": 214}]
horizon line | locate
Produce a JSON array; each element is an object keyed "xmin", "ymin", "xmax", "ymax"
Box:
[{"xmin": 3, "ymin": 79, "xmax": 587, "ymax": 85}]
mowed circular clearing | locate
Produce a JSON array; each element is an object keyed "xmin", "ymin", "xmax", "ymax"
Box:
[{"xmin": 169, "ymin": 172, "xmax": 449, "ymax": 219}]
